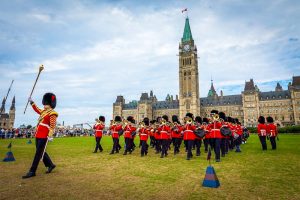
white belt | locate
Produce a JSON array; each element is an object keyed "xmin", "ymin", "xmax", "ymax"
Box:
[
  {"xmin": 185, "ymin": 130, "xmax": 194, "ymax": 133},
  {"xmin": 39, "ymin": 123, "xmax": 50, "ymax": 129},
  {"xmin": 160, "ymin": 131, "xmax": 168, "ymax": 133},
  {"xmin": 140, "ymin": 134, "xmax": 147, "ymax": 136},
  {"xmin": 96, "ymin": 130, "xmax": 103, "ymax": 132},
  {"xmin": 211, "ymin": 129, "xmax": 220, "ymax": 131}
]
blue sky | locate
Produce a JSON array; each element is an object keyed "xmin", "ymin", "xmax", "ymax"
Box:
[{"xmin": 0, "ymin": 0, "xmax": 299, "ymax": 127}]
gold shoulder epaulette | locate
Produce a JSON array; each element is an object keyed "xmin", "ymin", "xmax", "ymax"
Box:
[{"xmin": 49, "ymin": 110, "xmax": 58, "ymax": 117}]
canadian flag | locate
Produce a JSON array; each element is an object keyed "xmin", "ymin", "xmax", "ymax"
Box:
[{"xmin": 182, "ymin": 8, "xmax": 188, "ymax": 13}]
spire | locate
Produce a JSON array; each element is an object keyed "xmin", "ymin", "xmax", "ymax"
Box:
[
  {"xmin": 182, "ymin": 17, "xmax": 193, "ymax": 43},
  {"xmin": 275, "ymin": 83, "xmax": 283, "ymax": 92},
  {"xmin": 0, "ymin": 97, "xmax": 5, "ymax": 113},
  {"xmin": 10, "ymin": 96, "xmax": 15, "ymax": 110},
  {"xmin": 208, "ymin": 80, "xmax": 217, "ymax": 98}
]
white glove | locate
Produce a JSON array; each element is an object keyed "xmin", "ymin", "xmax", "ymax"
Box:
[
  {"xmin": 28, "ymin": 97, "xmax": 34, "ymax": 104},
  {"xmin": 48, "ymin": 137, "xmax": 54, "ymax": 142}
]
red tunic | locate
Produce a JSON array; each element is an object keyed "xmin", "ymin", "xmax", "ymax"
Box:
[
  {"xmin": 183, "ymin": 124, "xmax": 196, "ymax": 140},
  {"xmin": 257, "ymin": 123, "xmax": 267, "ymax": 136},
  {"xmin": 139, "ymin": 127, "xmax": 149, "ymax": 141},
  {"xmin": 171, "ymin": 124, "xmax": 183, "ymax": 138},
  {"xmin": 267, "ymin": 123, "xmax": 278, "ymax": 137},
  {"xmin": 31, "ymin": 103, "xmax": 58, "ymax": 139},
  {"xmin": 236, "ymin": 124, "xmax": 243, "ymax": 136},
  {"xmin": 208, "ymin": 122, "xmax": 222, "ymax": 139},
  {"xmin": 110, "ymin": 124, "xmax": 122, "ymax": 139},
  {"xmin": 124, "ymin": 125, "xmax": 136, "ymax": 139},
  {"xmin": 158, "ymin": 125, "xmax": 171, "ymax": 140},
  {"xmin": 94, "ymin": 123, "xmax": 105, "ymax": 137}
]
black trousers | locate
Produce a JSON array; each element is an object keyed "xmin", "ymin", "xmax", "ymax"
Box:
[
  {"xmin": 173, "ymin": 138, "xmax": 181, "ymax": 154},
  {"xmin": 259, "ymin": 136, "xmax": 267, "ymax": 150},
  {"xmin": 155, "ymin": 139, "xmax": 161, "ymax": 153},
  {"xmin": 150, "ymin": 136, "xmax": 155, "ymax": 147},
  {"xmin": 194, "ymin": 139, "xmax": 202, "ymax": 155},
  {"xmin": 30, "ymin": 138, "xmax": 54, "ymax": 173},
  {"xmin": 140, "ymin": 140, "xmax": 148, "ymax": 155},
  {"xmin": 161, "ymin": 139, "xmax": 168, "ymax": 157},
  {"xmin": 185, "ymin": 140, "xmax": 194, "ymax": 158},
  {"xmin": 270, "ymin": 136, "xmax": 276, "ymax": 149},
  {"xmin": 220, "ymin": 138, "xmax": 226, "ymax": 156},
  {"xmin": 124, "ymin": 138, "xmax": 133, "ymax": 153},
  {"xmin": 94, "ymin": 137, "xmax": 103, "ymax": 152},
  {"xmin": 111, "ymin": 138, "xmax": 119, "ymax": 153},
  {"xmin": 203, "ymin": 138, "xmax": 209, "ymax": 152},
  {"xmin": 210, "ymin": 138, "xmax": 221, "ymax": 160}
]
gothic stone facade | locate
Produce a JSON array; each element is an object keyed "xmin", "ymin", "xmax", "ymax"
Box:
[
  {"xmin": 0, "ymin": 96, "xmax": 16, "ymax": 129},
  {"xmin": 112, "ymin": 17, "xmax": 300, "ymax": 127}
]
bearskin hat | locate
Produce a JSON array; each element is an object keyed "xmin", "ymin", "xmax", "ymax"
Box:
[
  {"xmin": 202, "ymin": 117, "xmax": 209, "ymax": 124},
  {"xmin": 42, "ymin": 93, "xmax": 56, "ymax": 109},
  {"xmin": 227, "ymin": 116, "xmax": 232, "ymax": 123},
  {"xmin": 219, "ymin": 112, "xmax": 226, "ymax": 121},
  {"xmin": 235, "ymin": 118, "xmax": 239, "ymax": 123},
  {"xmin": 127, "ymin": 116, "xmax": 135, "ymax": 123},
  {"xmin": 150, "ymin": 120, "xmax": 156, "ymax": 125},
  {"xmin": 162, "ymin": 115, "xmax": 169, "ymax": 122},
  {"xmin": 266, "ymin": 116, "xmax": 274, "ymax": 123},
  {"xmin": 258, "ymin": 116, "xmax": 265, "ymax": 124},
  {"xmin": 143, "ymin": 117, "xmax": 150, "ymax": 126},
  {"xmin": 99, "ymin": 116, "xmax": 105, "ymax": 122},
  {"xmin": 185, "ymin": 112, "xmax": 194, "ymax": 120},
  {"xmin": 114, "ymin": 116, "xmax": 122, "ymax": 122},
  {"xmin": 195, "ymin": 116, "xmax": 202, "ymax": 123},
  {"xmin": 172, "ymin": 115, "xmax": 179, "ymax": 123},
  {"xmin": 210, "ymin": 110, "xmax": 219, "ymax": 114}
]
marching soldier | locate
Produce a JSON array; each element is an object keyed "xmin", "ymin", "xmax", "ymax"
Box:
[
  {"xmin": 183, "ymin": 113, "xmax": 196, "ymax": 160},
  {"xmin": 207, "ymin": 110, "xmax": 222, "ymax": 162},
  {"xmin": 257, "ymin": 116, "xmax": 268, "ymax": 150},
  {"xmin": 202, "ymin": 117, "xmax": 210, "ymax": 153},
  {"xmin": 154, "ymin": 117, "xmax": 162, "ymax": 154},
  {"xmin": 138, "ymin": 118, "xmax": 150, "ymax": 156},
  {"xmin": 266, "ymin": 116, "xmax": 278, "ymax": 150},
  {"xmin": 123, "ymin": 116, "xmax": 136, "ymax": 155},
  {"xmin": 194, "ymin": 116, "xmax": 202, "ymax": 156},
  {"xmin": 22, "ymin": 93, "xmax": 58, "ymax": 179},
  {"xmin": 171, "ymin": 115, "xmax": 183, "ymax": 155},
  {"xmin": 158, "ymin": 115, "xmax": 171, "ymax": 158},
  {"xmin": 218, "ymin": 112, "xmax": 227, "ymax": 157},
  {"xmin": 109, "ymin": 116, "xmax": 123, "ymax": 154},
  {"xmin": 235, "ymin": 119, "xmax": 243, "ymax": 152},
  {"xmin": 93, "ymin": 116, "xmax": 105, "ymax": 153}
]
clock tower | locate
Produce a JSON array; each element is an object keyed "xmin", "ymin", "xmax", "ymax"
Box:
[{"xmin": 179, "ymin": 17, "xmax": 200, "ymax": 120}]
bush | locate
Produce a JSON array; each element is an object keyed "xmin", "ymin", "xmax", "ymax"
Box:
[
  {"xmin": 246, "ymin": 127, "xmax": 257, "ymax": 134},
  {"xmin": 278, "ymin": 125, "xmax": 300, "ymax": 133}
]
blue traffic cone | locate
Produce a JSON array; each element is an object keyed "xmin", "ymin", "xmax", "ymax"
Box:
[
  {"xmin": 27, "ymin": 139, "xmax": 32, "ymax": 144},
  {"xmin": 202, "ymin": 166, "xmax": 220, "ymax": 188},
  {"xmin": 3, "ymin": 151, "xmax": 16, "ymax": 162}
]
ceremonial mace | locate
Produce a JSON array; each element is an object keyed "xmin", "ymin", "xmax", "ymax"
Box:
[{"xmin": 23, "ymin": 65, "xmax": 44, "ymax": 114}]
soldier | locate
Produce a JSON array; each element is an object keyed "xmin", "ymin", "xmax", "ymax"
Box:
[
  {"xmin": 183, "ymin": 113, "xmax": 196, "ymax": 160},
  {"xmin": 158, "ymin": 115, "xmax": 171, "ymax": 158},
  {"xmin": 266, "ymin": 116, "xmax": 278, "ymax": 150},
  {"xmin": 218, "ymin": 112, "xmax": 227, "ymax": 157},
  {"xmin": 109, "ymin": 116, "xmax": 123, "ymax": 154},
  {"xmin": 154, "ymin": 117, "xmax": 162, "ymax": 154},
  {"xmin": 207, "ymin": 110, "xmax": 222, "ymax": 162},
  {"xmin": 194, "ymin": 116, "xmax": 202, "ymax": 156},
  {"xmin": 93, "ymin": 116, "xmax": 105, "ymax": 153},
  {"xmin": 123, "ymin": 116, "xmax": 136, "ymax": 155},
  {"xmin": 202, "ymin": 117, "xmax": 210, "ymax": 153},
  {"xmin": 138, "ymin": 117, "xmax": 150, "ymax": 157},
  {"xmin": 22, "ymin": 93, "xmax": 58, "ymax": 179},
  {"xmin": 257, "ymin": 116, "xmax": 267, "ymax": 150},
  {"xmin": 171, "ymin": 115, "xmax": 183, "ymax": 155},
  {"xmin": 235, "ymin": 119, "xmax": 243, "ymax": 153}
]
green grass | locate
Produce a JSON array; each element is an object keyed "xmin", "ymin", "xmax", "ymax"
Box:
[{"xmin": 0, "ymin": 135, "xmax": 300, "ymax": 200}]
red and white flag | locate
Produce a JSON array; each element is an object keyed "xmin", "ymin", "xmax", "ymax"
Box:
[{"xmin": 182, "ymin": 8, "xmax": 188, "ymax": 13}]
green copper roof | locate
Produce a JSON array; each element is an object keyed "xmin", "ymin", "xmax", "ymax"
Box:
[{"xmin": 182, "ymin": 17, "xmax": 193, "ymax": 42}]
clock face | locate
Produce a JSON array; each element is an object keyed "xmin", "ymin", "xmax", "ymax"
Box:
[{"xmin": 183, "ymin": 44, "xmax": 190, "ymax": 52}]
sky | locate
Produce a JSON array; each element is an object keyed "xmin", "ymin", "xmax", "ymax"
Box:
[{"xmin": 0, "ymin": 0, "xmax": 299, "ymax": 127}]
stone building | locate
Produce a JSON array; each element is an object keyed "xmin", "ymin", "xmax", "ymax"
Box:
[
  {"xmin": 112, "ymin": 17, "xmax": 300, "ymax": 127},
  {"xmin": 0, "ymin": 96, "xmax": 16, "ymax": 129}
]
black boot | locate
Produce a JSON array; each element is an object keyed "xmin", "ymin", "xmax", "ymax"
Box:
[
  {"xmin": 22, "ymin": 172, "xmax": 36, "ymax": 179},
  {"xmin": 46, "ymin": 165, "xmax": 56, "ymax": 174}
]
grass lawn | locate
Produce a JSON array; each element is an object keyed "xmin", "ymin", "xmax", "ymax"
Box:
[{"xmin": 0, "ymin": 134, "xmax": 299, "ymax": 200}]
